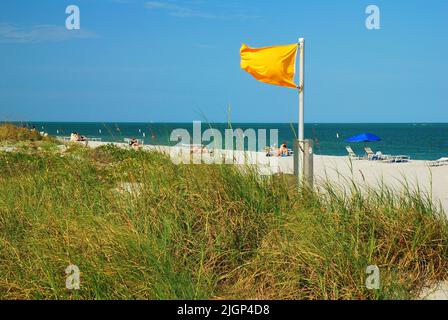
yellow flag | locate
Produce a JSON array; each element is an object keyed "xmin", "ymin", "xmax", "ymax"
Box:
[{"xmin": 240, "ymin": 43, "xmax": 298, "ymax": 89}]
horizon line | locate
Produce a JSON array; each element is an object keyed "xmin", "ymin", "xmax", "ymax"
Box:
[{"xmin": 2, "ymin": 121, "xmax": 448, "ymax": 125}]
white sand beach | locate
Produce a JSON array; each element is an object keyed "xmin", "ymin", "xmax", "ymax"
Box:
[{"xmin": 85, "ymin": 141, "xmax": 448, "ymax": 215}]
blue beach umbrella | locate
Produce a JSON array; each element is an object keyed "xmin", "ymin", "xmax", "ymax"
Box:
[{"xmin": 345, "ymin": 133, "xmax": 381, "ymax": 143}]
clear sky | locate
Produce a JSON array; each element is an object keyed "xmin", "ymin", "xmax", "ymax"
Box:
[{"xmin": 0, "ymin": 0, "xmax": 447, "ymax": 123}]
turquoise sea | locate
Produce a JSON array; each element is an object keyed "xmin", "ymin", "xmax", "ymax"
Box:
[{"xmin": 8, "ymin": 122, "xmax": 448, "ymax": 160}]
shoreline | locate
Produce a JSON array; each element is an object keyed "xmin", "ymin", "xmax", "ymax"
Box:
[{"xmin": 7, "ymin": 121, "xmax": 447, "ymax": 161}]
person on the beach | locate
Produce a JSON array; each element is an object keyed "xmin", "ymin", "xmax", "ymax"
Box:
[
  {"xmin": 265, "ymin": 146, "xmax": 272, "ymax": 156},
  {"xmin": 129, "ymin": 138, "xmax": 139, "ymax": 147},
  {"xmin": 277, "ymin": 142, "xmax": 289, "ymax": 157},
  {"xmin": 265, "ymin": 143, "xmax": 278, "ymax": 157},
  {"xmin": 190, "ymin": 144, "xmax": 203, "ymax": 154},
  {"xmin": 129, "ymin": 138, "xmax": 141, "ymax": 150},
  {"xmin": 76, "ymin": 133, "xmax": 86, "ymax": 141}
]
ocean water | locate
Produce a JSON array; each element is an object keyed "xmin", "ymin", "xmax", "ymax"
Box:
[{"xmin": 9, "ymin": 122, "xmax": 448, "ymax": 160}]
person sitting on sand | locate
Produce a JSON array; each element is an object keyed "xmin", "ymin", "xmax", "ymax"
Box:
[
  {"xmin": 265, "ymin": 144, "xmax": 278, "ymax": 157},
  {"xmin": 76, "ymin": 133, "xmax": 86, "ymax": 142},
  {"xmin": 190, "ymin": 144, "xmax": 203, "ymax": 154},
  {"xmin": 70, "ymin": 132, "xmax": 77, "ymax": 142},
  {"xmin": 129, "ymin": 138, "xmax": 139, "ymax": 147},
  {"xmin": 277, "ymin": 142, "xmax": 289, "ymax": 157}
]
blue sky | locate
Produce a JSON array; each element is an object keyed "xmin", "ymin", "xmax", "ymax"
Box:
[{"xmin": 0, "ymin": 0, "xmax": 447, "ymax": 123}]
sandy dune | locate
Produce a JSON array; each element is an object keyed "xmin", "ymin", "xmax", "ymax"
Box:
[
  {"xmin": 86, "ymin": 141, "xmax": 448, "ymax": 215},
  {"xmin": 81, "ymin": 141, "xmax": 448, "ymax": 299}
]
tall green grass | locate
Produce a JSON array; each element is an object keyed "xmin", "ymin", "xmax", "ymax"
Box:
[
  {"xmin": 0, "ymin": 123, "xmax": 53, "ymax": 142},
  {"xmin": 0, "ymin": 125, "xmax": 447, "ymax": 299}
]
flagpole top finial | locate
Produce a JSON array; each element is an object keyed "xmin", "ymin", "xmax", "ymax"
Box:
[{"xmin": 298, "ymin": 38, "xmax": 305, "ymax": 43}]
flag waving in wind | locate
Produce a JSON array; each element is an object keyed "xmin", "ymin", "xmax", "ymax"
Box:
[{"xmin": 240, "ymin": 43, "xmax": 298, "ymax": 89}]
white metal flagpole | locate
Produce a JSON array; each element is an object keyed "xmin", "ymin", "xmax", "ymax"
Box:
[{"xmin": 298, "ymin": 37, "xmax": 305, "ymax": 183}]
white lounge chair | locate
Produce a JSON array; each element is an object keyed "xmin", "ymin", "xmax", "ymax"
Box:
[
  {"xmin": 345, "ymin": 146, "xmax": 363, "ymax": 160},
  {"xmin": 428, "ymin": 157, "xmax": 448, "ymax": 167},
  {"xmin": 364, "ymin": 147, "xmax": 389, "ymax": 160},
  {"xmin": 56, "ymin": 136, "xmax": 71, "ymax": 142},
  {"xmin": 382, "ymin": 155, "xmax": 410, "ymax": 163},
  {"xmin": 364, "ymin": 147, "xmax": 375, "ymax": 159},
  {"xmin": 58, "ymin": 135, "xmax": 90, "ymax": 146}
]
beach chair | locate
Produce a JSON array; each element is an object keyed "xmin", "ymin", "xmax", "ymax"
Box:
[
  {"xmin": 428, "ymin": 157, "xmax": 448, "ymax": 167},
  {"xmin": 364, "ymin": 147, "xmax": 388, "ymax": 160},
  {"xmin": 56, "ymin": 136, "xmax": 71, "ymax": 142},
  {"xmin": 382, "ymin": 155, "xmax": 410, "ymax": 163},
  {"xmin": 364, "ymin": 147, "xmax": 375, "ymax": 160},
  {"xmin": 345, "ymin": 146, "xmax": 363, "ymax": 160},
  {"xmin": 179, "ymin": 143, "xmax": 208, "ymax": 154}
]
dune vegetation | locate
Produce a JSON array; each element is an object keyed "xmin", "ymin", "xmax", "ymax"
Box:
[{"xmin": 0, "ymin": 124, "xmax": 447, "ymax": 299}]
